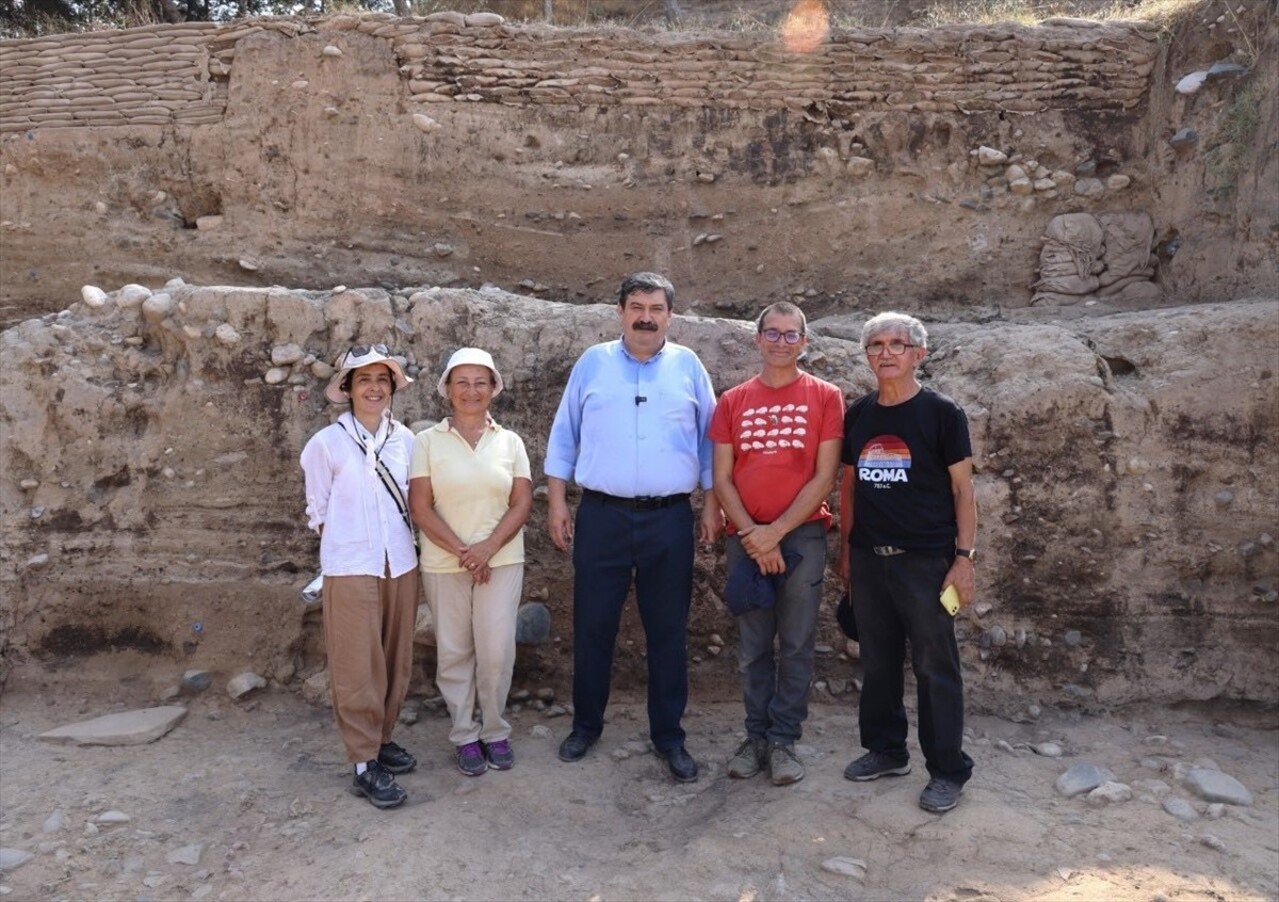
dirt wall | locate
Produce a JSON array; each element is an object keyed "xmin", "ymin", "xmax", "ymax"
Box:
[
  {"xmin": 1, "ymin": 4, "xmax": 1274, "ymax": 327},
  {"xmin": 0, "ymin": 4, "xmax": 1275, "ymax": 707},
  {"xmin": 1, "ymin": 283, "xmax": 1275, "ymax": 708}
]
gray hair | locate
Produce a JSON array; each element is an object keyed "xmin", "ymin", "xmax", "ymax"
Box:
[
  {"xmin": 755, "ymin": 301, "xmax": 807, "ymax": 334},
  {"xmin": 861, "ymin": 311, "xmax": 927, "ymax": 349}
]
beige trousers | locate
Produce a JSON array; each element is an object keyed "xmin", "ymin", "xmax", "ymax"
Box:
[
  {"xmin": 422, "ymin": 564, "xmax": 523, "ymax": 746},
  {"xmin": 322, "ymin": 568, "xmax": 420, "ymax": 764}
]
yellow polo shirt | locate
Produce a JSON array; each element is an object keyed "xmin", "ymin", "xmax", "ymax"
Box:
[{"xmin": 410, "ymin": 419, "xmax": 531, "ymax": 573}]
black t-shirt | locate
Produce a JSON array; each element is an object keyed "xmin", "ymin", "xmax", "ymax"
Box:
[{"xmin": 841, "ymin": 387, "xmax": 972, "ymax": 553}]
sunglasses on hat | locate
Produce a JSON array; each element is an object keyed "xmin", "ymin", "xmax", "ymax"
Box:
[{"xmin": 336, "ymin": 344, "xmax": 390, "ymax": 367}]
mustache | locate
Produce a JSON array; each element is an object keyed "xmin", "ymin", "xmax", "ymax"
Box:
[{"xmin": 632, "ymin": 321, "xmax": 659, "ymax": 332}]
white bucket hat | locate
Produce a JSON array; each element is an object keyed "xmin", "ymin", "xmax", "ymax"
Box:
[
  {"xmin": 437, "ymin": 347, "xmax": 504, "ymax": 398},
  {"xmin": 324, "ymin": 344, "xmax": 413, "ymax": 404}
]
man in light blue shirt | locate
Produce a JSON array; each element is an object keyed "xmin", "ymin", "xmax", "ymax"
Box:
[{"xmin": 546, "ymin": 272, "xmax": 721, "ymax": 783}]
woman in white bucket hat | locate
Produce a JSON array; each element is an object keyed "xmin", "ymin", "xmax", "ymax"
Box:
[
  {"xmin": 300, "ymin": 344, "xmax": 420, "ymax": 809},
  {"xmin": 409, "ymin": 348, "xmax": 532, "ymax": 777}
]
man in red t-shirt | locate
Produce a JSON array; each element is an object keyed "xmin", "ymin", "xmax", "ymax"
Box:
[{"xmin": 710, "ymin": 302, "xmax": 844, "ymax": 786}]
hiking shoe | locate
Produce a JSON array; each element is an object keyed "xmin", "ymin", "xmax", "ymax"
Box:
[
  {"xmin": 456, "ymin": 741, "xmax": 488, "ymax": 776},
  {"xmin": 769, "ymin": 743, "xmax": 804, "ymax": 786},
  {"xmin": 919, "ymin": 777, "xmax": 964, "ymax": 813},
  {"xmin": 484, "ymin": 739, "xmax": 515, "ymax": 770},
  {"xmin": 727, "ymin": 737, "xmax": 768, "ymax": 779},
  {"xmin": 350, "ymin": 761, "xmax": 407, "ymax": 809},
  {"xmin": 843, "ymin": 751, "xmax": 911, "ymax": 782},
  {"xmin": 377, "ymin": 740, "xmax": 417, "ymax": 775}
]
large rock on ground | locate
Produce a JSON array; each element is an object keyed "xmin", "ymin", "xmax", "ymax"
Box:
[
  {"xmin": 38, "ymin": 706, "xmax": 187, "ymax": 746},
  {"xmin": 1183, "ymin": 768, "xmax": 1253, "ymax": 806}
]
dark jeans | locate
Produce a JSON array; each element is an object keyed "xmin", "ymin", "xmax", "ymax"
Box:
[
  {"xmin": 570, "ymin": 493, "xmax": 694, "ymax": 752},
  {"xmin": 851, "ymin": 546, "xmax": 974, "ymax": 784},
  {"xmin": 726, "ymin": 520, "xmax": 828, "ymax": 746}
]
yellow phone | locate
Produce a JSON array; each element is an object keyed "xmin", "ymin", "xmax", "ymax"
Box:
[{"xmin": 940, "ymin": 584, "xmax": 961, "ymax": 616}]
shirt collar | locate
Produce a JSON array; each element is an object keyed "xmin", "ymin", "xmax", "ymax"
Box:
[
  {"xmin": 434, "ymin": 415, "xmax": 498, "ymax": 434},
  {"xmin": 617, "ymin": 337, "xmax": 668, "ymax": 364}
]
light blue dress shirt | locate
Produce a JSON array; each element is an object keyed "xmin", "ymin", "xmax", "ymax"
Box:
[{"xmin": 545, "ymin": 338, "xmax": 716, "ymax": 497}]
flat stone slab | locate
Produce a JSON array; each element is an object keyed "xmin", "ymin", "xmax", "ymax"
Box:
[
  {"xmin": 820, "ymin": 857, "xmax": 867, "ymax": 879},
  {"xmin": 0, "ymin": 848, "xmax": 34, "ymax": 871},
  {"xmin": 166, "ymin": 843, "xmax": 203, "ymax": 866},
  {"xmin": 1163, "ymin": 797, "xmax": 1199, "ymax": 821},
  {"xmin": 1184, "ymin": 767, "xmax": 1253, "ymax": 806},
  {"xmin": 1056, "ymin": 762, "xmax": 1117, "ymax": 798},
  {"xmin": 38, "ymin": 706, "xmax": 186, "ymax": 747}
]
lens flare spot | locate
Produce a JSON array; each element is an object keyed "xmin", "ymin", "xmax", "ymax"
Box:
[{"xmin": 781, "ymin": 0, "xmax": 829, "ymax": 54}]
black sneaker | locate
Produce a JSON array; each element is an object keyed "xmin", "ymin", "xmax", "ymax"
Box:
[
  {"xmin": 351, "ymin": 761, "xmax": 407, "ymax": 809},
  {"xmin": 843, "ymin": 750, "xmax": 911, "ymax": 782},
  {"xmin": 377, "ymin": 741, "xmax": 417, "ymax": 775},
  {"xmin": 919, "ymin": 777, "xmax": 964, "ymax": 813}
]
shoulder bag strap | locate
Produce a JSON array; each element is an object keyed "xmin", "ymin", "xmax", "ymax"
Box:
[{"xmin": 337, "ymin": 420, "xmax": 416, "ymax": 542}]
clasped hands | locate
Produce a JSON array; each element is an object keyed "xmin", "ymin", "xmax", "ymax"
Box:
[
  {"xmin": 738, "ymin": 523, "xmax": 787, "ymax": 575},
  {"xmin": 456, "ymin": 538, "xmax": 497, "ymax": 584}
]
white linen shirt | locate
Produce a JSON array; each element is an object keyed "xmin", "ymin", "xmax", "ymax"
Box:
[{"xmin": 300, "ymin": 412, "xmax": 418, "ymax": 579}]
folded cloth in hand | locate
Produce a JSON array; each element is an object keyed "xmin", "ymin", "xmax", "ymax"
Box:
[{"xmin": 724, "ymin": 550, "xmax": 803, "ymax": 616}]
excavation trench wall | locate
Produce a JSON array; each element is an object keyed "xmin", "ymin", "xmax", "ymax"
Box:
[
  {"xmin": 0, "ymin": 8, "xmax": 1274, "ymax": 326},
  {"xmin": 1, "ymin": 285, "xmax": 1275, "ymax": 709},
  {"xmin": 0, "ymin": 7, "xmax": 1275, "ymax": 707}
]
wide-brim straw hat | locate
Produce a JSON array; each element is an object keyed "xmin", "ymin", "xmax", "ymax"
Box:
[
  {"xmin": 437, "ymin": 347, "xmax": 504, "ymax": 398},
  {"xmin": 324, "ymin": 345, "xmax": 413, "ymax": 404}
]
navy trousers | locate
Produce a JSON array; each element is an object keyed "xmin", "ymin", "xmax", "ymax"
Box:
[
  {"xmin": 570, "ymin": 493, "xmax": 694, "ymax": 752},
  {"xmin": 851, "ymin": 546, "xmax": 974, "ymax": 784}
]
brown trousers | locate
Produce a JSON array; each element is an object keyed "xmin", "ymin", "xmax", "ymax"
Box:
[{"xmin": 322, "ymin": 568, "xmax": 420, "ymax": 764}]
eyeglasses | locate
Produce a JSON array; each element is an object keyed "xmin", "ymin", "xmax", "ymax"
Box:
[
  {"xmin": 864, "ymin": 341, "xmax": 917, "ymax": 356},
  {"xmin": 761, "ymin": 328, "xmax": 803, "ymax": 345}
]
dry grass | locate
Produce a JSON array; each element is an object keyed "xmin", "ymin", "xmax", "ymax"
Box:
[
  {"xmin": 912, "ymin": 0, "xmax": 1201, "ymax": 27},
  {"xmin": 1216, "ymin": 81, "xmax": 1263, "ymax": 149},
  {"xmin": 1203, "ymin": 80, "xmax": 1263, "ymax": 194},
  {"xmin": 1, "ymin": 0, "xmax": 1218, "ymax": 38}
]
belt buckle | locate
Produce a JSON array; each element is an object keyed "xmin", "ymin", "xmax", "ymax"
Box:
[{"xmin": 873, "ymin": 545, "xmax": 905, "ymax": 556}]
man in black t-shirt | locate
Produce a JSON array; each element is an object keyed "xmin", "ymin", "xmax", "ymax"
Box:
[{"xmin": 837, "ymin": 311, "xmax": 977, "ymax": 814}]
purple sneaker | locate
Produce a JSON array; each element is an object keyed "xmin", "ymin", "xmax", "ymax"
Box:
[
  {"xmin": 456, "ymin": 741, "xmax": 488, "ymax": 776},
  {"xmin": 485, "ymin": 739, "xmax": 515, "ymax": 770}
]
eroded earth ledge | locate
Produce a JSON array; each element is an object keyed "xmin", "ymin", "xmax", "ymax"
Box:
[{"xmin": 1, "ymin": 282, "xmax": 1275, "ymax": 708}]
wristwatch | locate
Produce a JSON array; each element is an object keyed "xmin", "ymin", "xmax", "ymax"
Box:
[{"xmin": 955, "ymin": 548, "xmax": 977, "ymax": 562}]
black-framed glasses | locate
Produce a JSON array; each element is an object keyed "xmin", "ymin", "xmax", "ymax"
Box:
[
  {"xmin": 761, "ymin": 328, "xmax": 803, "ymax": 345},
  {"xmin": 864, "ymin": 340, "xmax": 916, "ymax": 356}
]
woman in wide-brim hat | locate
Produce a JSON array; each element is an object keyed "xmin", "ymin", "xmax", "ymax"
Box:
[
  {"xmin": 409, "ymin": 347, "xmax": 532, "ymax": 777},
  {"xmin": 300, "ymin": 344, "xmax": 420, "ymax": 810}
]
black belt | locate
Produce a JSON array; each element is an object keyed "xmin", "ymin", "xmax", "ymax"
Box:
[
  {"xmin": 582, "ymin": 488, "xmax": 690, "ymax": 511},
  {"xmin": 872, "ymin": 545, "xmax": 907, "ymax": 556}
]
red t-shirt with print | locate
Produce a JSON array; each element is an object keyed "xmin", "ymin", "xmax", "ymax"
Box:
[{"xmin": 709, "ymin": 372, "xmax": 845, "ymax": 533}]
